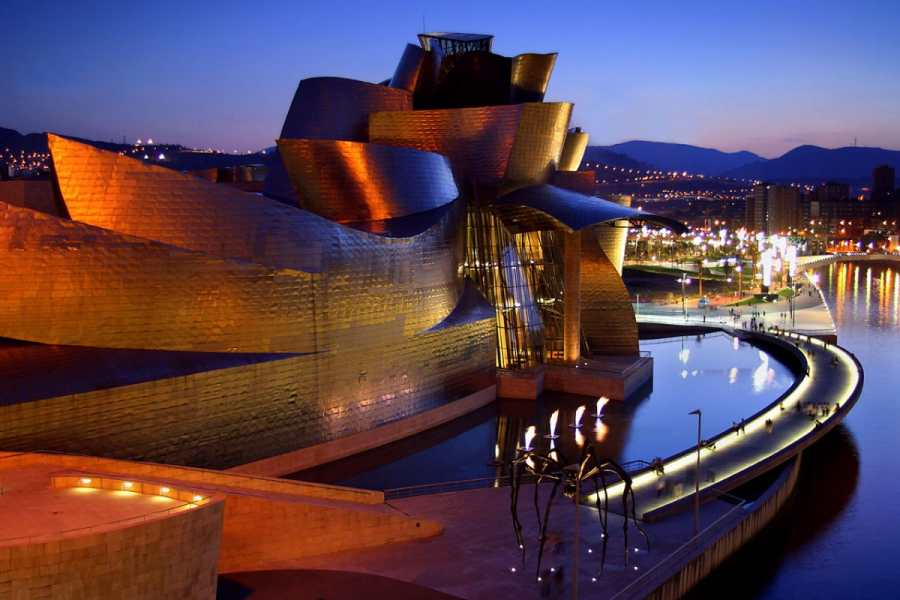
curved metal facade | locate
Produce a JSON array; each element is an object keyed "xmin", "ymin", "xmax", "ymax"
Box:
[
  {"xmin": 558, "ymin": 129, "xmax": 590, "ymax": 171},
  {"xmin": 280, "ymin": 77, "xmax": 412, "ymax": 141},
  {"xmin": 277, "ymin": 139, "xmax": 458, "ymax": 223},
  {"xmin": 0, "ymin": 29, "xmax": 688, "ymax": 468},
  {"xmin": 493, "ymin": 184, "xmax": 686, "ymax": 233},
  {"xmin": 389, "ymin": 44, "xmax": 429, "ymax": 92},
  {"xmin": 370, "ymin": 102, "xmax": 572, "ymax": 187},
  {"xmin": 370, "ymin": 104, "xmax": 521, "ymax": 185},
  {"xmin": 505, "ymin": 103, "xmax": 572, "ymax": 187},
  {"xmin": 510, "ymin": 53, "xmax": 557, "ymax": 103},
  {"xmin": 580, "ymin": 229, "xmax": 640, "ymax": 356},
  {"xmin": 593, "ymin": 194, "xmax": 633, "ymax": 274}
]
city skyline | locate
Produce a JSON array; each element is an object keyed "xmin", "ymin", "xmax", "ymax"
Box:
[{"xmin": 5, "ymin": 0, "xmax": 900, "ymax": 157}]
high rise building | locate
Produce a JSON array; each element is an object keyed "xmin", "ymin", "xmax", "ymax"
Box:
[
  {"xmin": 766, "ymin": 185, "xmax": 801, "ymax": 234},
  {"xmin": 745, "ymin": 183, "xmax": 768, "ymax": 233},
  {"xmin": 814, "ymin": 181, "xmax": 851, "ymax": 204},
  {"xmin": 872, "ymin": 164, "xmax": 896, "ymax": 202}
]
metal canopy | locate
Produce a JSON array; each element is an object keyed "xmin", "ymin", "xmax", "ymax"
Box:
[{"xmin": 492, "ymin": 184, "xmax": 687, "ymax": 234}]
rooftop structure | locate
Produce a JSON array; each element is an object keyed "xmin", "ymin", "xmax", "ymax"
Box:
[{"xmin": 418, "ymin": 32, "xmax": 493, "ymax": 54}]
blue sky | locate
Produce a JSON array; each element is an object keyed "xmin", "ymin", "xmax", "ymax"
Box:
[{"xmin": 5, "ymin": 0, "xmax": 899, "ymax": 157}]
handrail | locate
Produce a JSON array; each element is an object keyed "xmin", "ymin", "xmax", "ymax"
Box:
[
  {"xmin": 608, "ymin": 490, "xmax": 747, "ymax": 600},
  {"xmin": 384, "ymin": 460, "xmax": 652, "ymax": 500}
]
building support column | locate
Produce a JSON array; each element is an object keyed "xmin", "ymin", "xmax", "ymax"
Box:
[{"xmin": 563, "ymin": 230, "xmax": 582, "ymax": 364}]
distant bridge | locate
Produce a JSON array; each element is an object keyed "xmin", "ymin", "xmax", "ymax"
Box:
[{"xmin": 799, "ymin": 253, "xmax": 900, "ymax": 270}]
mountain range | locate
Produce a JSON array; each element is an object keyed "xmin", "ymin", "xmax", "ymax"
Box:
[
  {"xmin": 598, "ymin": 141, "xmax": 762, "ymax": 176},
  {"xmin": 592, "ymin": 140, "xmax": 900, "ymax": 185},
  {"xmin": 4, "ymin": 127, "xmax": 899, "ymax": 186}
]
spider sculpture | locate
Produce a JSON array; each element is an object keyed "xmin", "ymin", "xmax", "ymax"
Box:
[{"xmin": 509, "ymin": 441, "xmax": 649, "ymax": 578}]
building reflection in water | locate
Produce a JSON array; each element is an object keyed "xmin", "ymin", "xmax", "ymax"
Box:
[
  {"xmin": 687, "ymin": 425, "xmax": 861, "ymax": 599},
  {"xmin": 292, "ymin": 333, "xmax": 790, "ymax": 491},
  {"xmin": 829, "ymin": 261, "xmax": 900, "ymax": 328}
]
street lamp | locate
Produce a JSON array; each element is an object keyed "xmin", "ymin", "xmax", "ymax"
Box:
[
  {"xmin": 735, "ymin": 264, "xmax": 743, "ymax": 298},
  {"xmin": 679, "ymin": 277, "xmax": 692, "ymax": 319},
  {"xmin": 689, "ymin": 409, "xmax": 702, "ymax": 535}
]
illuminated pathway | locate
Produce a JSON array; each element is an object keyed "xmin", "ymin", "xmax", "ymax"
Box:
[{"xmin": 604, "ymin": 325, "xmax": 862, "ymax": 518}]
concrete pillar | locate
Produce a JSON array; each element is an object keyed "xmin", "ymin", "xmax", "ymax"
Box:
[{"xmin": 563, "ymin": 230, "xmax": 582, "ymax": 364}]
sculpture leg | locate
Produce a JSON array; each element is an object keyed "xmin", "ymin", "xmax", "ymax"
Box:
[
  {"xmin": 622, "ymin": 483, "xmax": 630, "ymax": 566},
  {"xmin": 629, "ymin": 485, "xmax": 650, "ymax": 552},
  {"xmin": 533, "ymin": 468, "xmax": 544, "ymax": 536},
  {"xmin": 535, "ymin": 478, "xmax": 561, "ymax": 579},
  {"xmin": 510, "ymin": 460, "xmax": 525, "ymax": 562}
]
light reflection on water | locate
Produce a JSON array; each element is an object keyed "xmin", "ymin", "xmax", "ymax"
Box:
[
  {"xmin": 692, "ymin": 260, "xmax": 900, "ymax": 599},
  {"xmin": 293, "ymin": 333, "xmax": 792, "ymax": 491}
]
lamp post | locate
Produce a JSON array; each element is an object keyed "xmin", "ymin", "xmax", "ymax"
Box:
[
  {"xmin": 680, "ymin": 277, "xmax": 692, "ymax": 319},
  {"xmin": 736, "ymin": 264, "xmax": 743, "ymax": 298},
  {"xmin": 689, "ymin": 409, "xmax": 702, "ymax": 535}
]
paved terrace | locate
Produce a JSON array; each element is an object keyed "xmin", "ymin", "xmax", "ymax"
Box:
[
  {"xmin": 261, "ymin": 326, "xmax": 861, "ymax": 598},
  {"xmin": 635, "ymin": 275, "xmax": 837, "ymax": 339},
  {"xmin": 0, "ymin": 461, "xmax": 198, "ymax": 544}
]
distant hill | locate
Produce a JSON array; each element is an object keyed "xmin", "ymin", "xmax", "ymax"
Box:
[
  {"xmin": 581, "ymin": 146, "xmax": 653, "ymax": 171},
  {"xmin": 724, "ymin": 145, "xmax": 900, "ymax": 184},
  {"xmin": 1, "ymin": 127, "xmax": 267, "ymax": 172},
  {"xmin": 600, "ymin": 140, "xmax": 763, "ymax": 176},
  {"xmin": 0, "ymin": 127, "xmax": 48, "ymax": 153}
]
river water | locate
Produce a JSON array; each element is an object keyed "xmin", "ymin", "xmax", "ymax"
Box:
[{"xmin": 690, "ymin": 260, "xmax": 900, "ymax": 599}]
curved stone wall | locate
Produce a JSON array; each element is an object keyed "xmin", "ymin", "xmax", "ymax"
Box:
[{"xmin": 0, "ymin": 492, "xmax": 223, "ymax": 599}]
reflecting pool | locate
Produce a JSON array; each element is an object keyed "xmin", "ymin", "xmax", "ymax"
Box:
[{"xmin": 294, "ymin": 332, "xmax": 792, "ymax": 491}]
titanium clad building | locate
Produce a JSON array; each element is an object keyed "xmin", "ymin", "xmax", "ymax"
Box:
[{"xmin": 0, "ymin": 31, "xmax": 681, "ymax": 470}]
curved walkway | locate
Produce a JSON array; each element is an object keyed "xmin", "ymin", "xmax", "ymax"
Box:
[{"xmin": 616, "ymin": 319, "xmax": 863, "ymax": 518}]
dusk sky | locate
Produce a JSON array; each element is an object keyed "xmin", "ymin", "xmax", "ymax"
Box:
[{"xmin": 5, "ymin": 0, "xmax": 899, "ymax": 157}]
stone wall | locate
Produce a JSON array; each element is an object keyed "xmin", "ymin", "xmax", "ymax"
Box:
[{"xmin": 0, "ymin": 499, "xmax": 223, "ymax": 600}]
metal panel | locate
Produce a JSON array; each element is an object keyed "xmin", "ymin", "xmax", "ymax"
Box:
[
  {"xmin": 277, "ymin": 139, "xmax": 458, "ymax": 223},
  {"xmin": 370, "ymin": 104, "xmax": 522, "ymax": 185},
  {"xmin": 0, "ymin": 198, "xmax": 468, "ymax": 351},
  {"xmin": 510, "ymin": 53, "xmax": 557, "ymax": 103},
  {"xmin": 558, "ymin": 129, "xmax": 589, "ymax": 171},
  {"xmin": 389, "ymin": 43, "xmax": 429, "ymax": 92},
  {"xmin": 370, "ymin": 102, "xmax": 572, "ymax": 188},
  {"xmin": 280, "ymin": 77, "xmax": 412, "ymax": 141},
  {"xmin": 553, "ymin": 170, "xmax": 596, "ymax": 195},
  {"xmin": 0, "ymin": 201, "xmax": 316, "ymax": 352},
  {"xmin": 423, "ymin": 51, "xmax": 512, "ymax": 108},
  {"xmin": 493, "ymin": 184, "xmax": 686, "ymax": 233},
  {"xmin": 505, "ymin": 103, "xmax": 572, "ymax": 187},
  {"xmin": 593, "ymin": 194, "xmax": 632, "ymax": 274},
  {"xmin": 581, "ymin": 229, "xmax": 639, "ymax": 356},
  {"xmin": 0, "ymin": 313, "xmax": 495, "ymax": 468},
  {"xmin": 50, "ymin": 134, "xmax": 344, "ymax": 272}
]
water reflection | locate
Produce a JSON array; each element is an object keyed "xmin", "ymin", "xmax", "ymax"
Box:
[
  {"xmin": 292, "ymin": 333, "xmax": 792, "ymax": 491},
  {"xmin": 693, "ymin": 260, "xmax": 900, "ymax": 598},
  {"xmin": 687, "ymin": 426, "xmax": 860, "ymax": 599}
]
